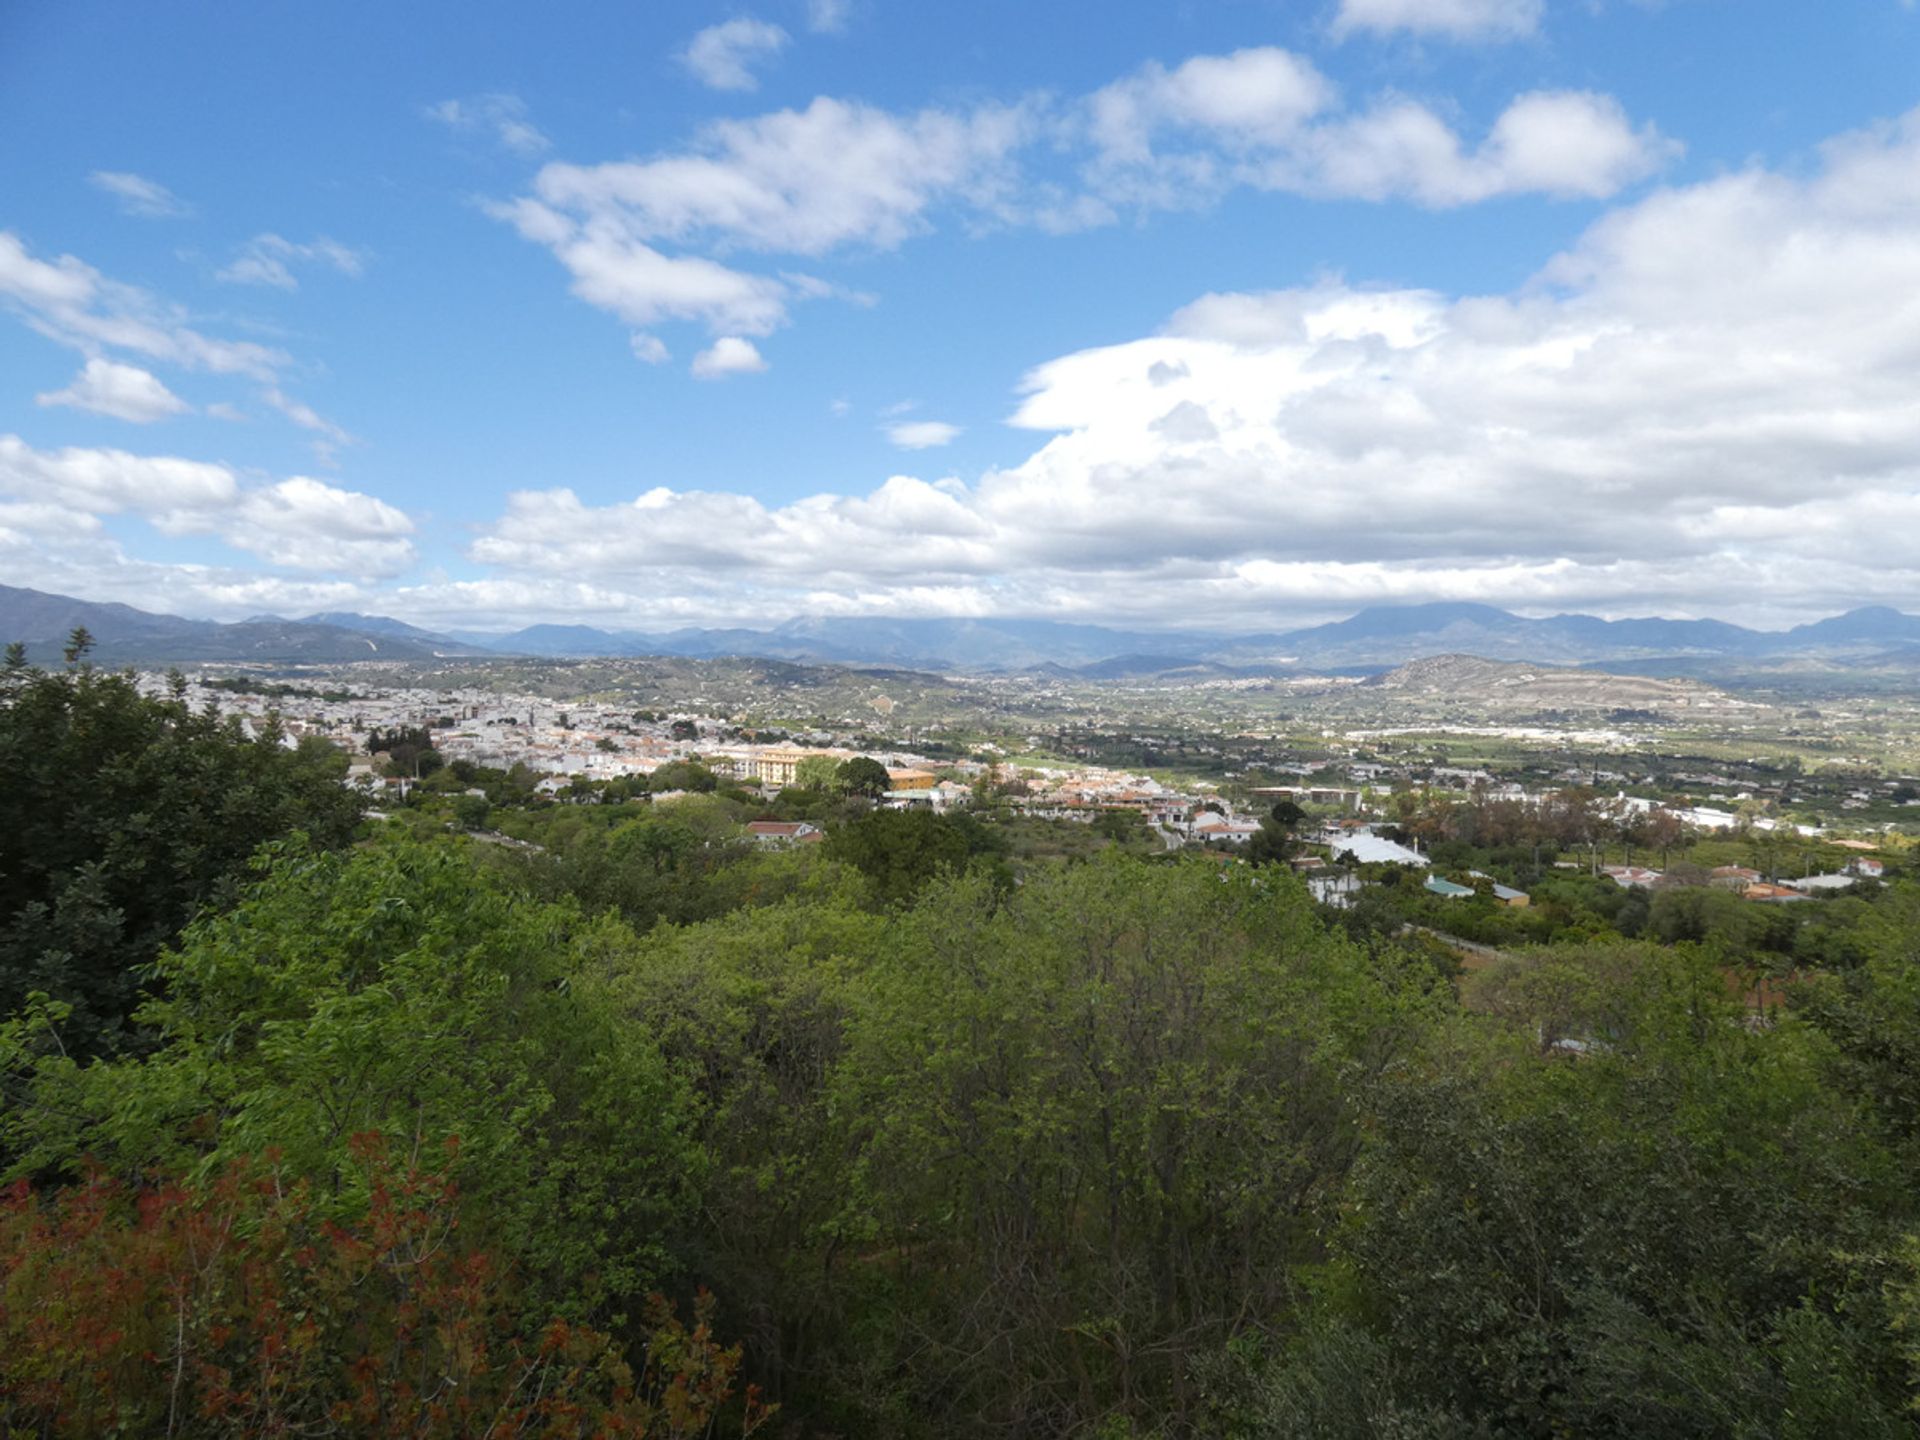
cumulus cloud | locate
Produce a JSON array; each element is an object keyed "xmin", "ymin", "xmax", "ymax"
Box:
[
  {"xmin": 491, "ymin": 50, "xmax": 1670, "ymax": 349},
  {"xmin": 1266, "ymin": 89, "xmax": 1676, "ymax": 205},
  {"xmin": 36, "ymin": 359, "xmax": 191, "ymax": 422},
  {"xmin": 1087, "ymin": 47, "xmax": 1337, "ymax": 166},
  {"xmin": 0, "ymin": 434, "xmax": 414, "ymax": 580},
  {"xmin": 680, "ymin": 18, "xmax": 789, "ymax": 92},
  {"xmin": 1332, "ymin": 0, "xmax": 1544, "ymax": 41},
  {"xmin": 1084, "ymin": 56, "xmax": 1674, "ymax": 211},
  {"xmin": 887, "ymin": 419, "xmax": 961, "ymax": 449},
  {"xmin": 488, "ymin": 196, "xmax": 794, "ymax": 334},
  {"xmin": 210, "ymin": 476, "xmax": 416, "ymax": 575},
  {"xmin": 455, "ymin": 107, "xmax": 1920, "ymax": 627},
  {"xmin": 87, "ymin": 170, "xmax": 192, "ymax": 218},
  {"xmin": 216, "ymin": 234, "xmax": 366, "ymax": 289},
  {"xmin": 630, "ymin": 332, "xmax": 671, "ymax": 364},
  {"xmin": 0, "ymin": 434, "xmax": 234, "ymax": 518},
  {"xmin": 426, "ymin": 94, "xmax": 550, "ymax": 155},
  {"xmin": 691, "ymin": 336, "xmax": 768, "ymax": 378},
  {"xmin": 526, "ymin": 97, "xmax": 1033, "ymax": 255}
]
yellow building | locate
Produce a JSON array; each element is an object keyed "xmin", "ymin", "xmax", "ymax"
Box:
[{"xmin": 743, "ymin": 746, "xmax": 853, "ymax": 787}]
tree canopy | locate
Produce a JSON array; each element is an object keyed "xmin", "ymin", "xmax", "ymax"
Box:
[
  {"xmin": 836, "ymin": 754, "xmax": 892, "ymax": 797},
  {"xmin": 0, "ymin": 643, "xmax": 363, "ymax": 1057}
]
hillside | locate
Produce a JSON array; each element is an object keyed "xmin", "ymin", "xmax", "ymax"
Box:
[
  {"xmin": 0, "ymin": 585, "xmax": 478, "ymax": 664},
  {"xmin": 1358, "ymin": 654, "xmax": 1747, "ymax": 717}
]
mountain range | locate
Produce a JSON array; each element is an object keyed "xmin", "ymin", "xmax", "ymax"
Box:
[
  {"xmin": 0, "ymin": 587, "xmax": 484, "ymax": 664},
  {"xmin": 450, "ymin": 602, "xmax": 1920, "ymax": 671},
  {"xmin": 5, "ymin": 585, "xmax": 1920, "ymax": 674}
]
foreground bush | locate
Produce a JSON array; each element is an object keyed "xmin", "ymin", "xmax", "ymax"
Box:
[{"xmin": 0, "ymin": 1137, "xmax": 771, "ymax": 1439}]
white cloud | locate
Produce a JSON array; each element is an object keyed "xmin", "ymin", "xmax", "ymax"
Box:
[
  {"xmin": 0, "ymin": 434, "xmax": 414, "ymax": 580},
  {"xmin": 630, "ymin": 331, "xmax": 671, "ymax": 364},
  {"xmin": 470, "ymin": 472, "xmax": 989, "ymax": 583},
  {"xmin": 260, "ymin": 388, "xmax": 348, "ymax": 441},
  {"xmin": 0, "ymin": 236, "xmax": 342, "ymax": 451},
  {"xmin": 807, "ymin": 0, "xmax": 850, "ymax": 33},
  {"xmin": 216, "ymin": 234, "xmax": 366, "ymax": 289},
  {"xmin": 0, "ymin": 236, "xmax": 345, "ymax": 450},
  {"xmin": 680, "ymin": 18, "xmax": 790, "ymax": 92},
  {"xmin": 454, "ymin": 107, "xmax": 1920, "ymax": 627},
  {"xmin": 527, "ymin": 96, "xmax": 1033, "ymax": 255},
  {"xmin": 1087, "ymin": 47, "xmax": 1336, "ymax": 167},
  {"xmin": 1332, "ymin": 0, "xmax": 1544, "ymax": 41},
  {"xmin": 0, "ymin": 434, "xmax": 234, "ymax": 517},
  {"xmin": 0, "ymin": 527, "xmax": 384, "ymax": 624},
  {"xmin": 493, "ymin": 52, "xmax": 1669, "ymax": 351},
  {"xmin": 691, "ymin": 336, "xmax": 768, "ymax": 378},
  {"xmin": 887, "ymin": 419, "xmax": 961, "ymax": 449},
  {"xmin": 214, "ymin": 477, "xmax": 416, "ymax": 576},
  {"xmin": 87, "ymin": 170, "xmax": 192, "ymax": 218},
  {"xmin": 36, "ymin": 359, "xmax": 191, "ymax": 423},
  {"xmin": 493, "ymin": 95, "xmax": 1032, "ymax": 337},
  {"xmin": 0, "ymin": 230, "xmax": 285, "ymax": 378},
  {"xmin": 426, "ymin": 93, "xmax": 550, "ymax": 155},
  {"xmin": 1270, "ymin": 89, "xmax": 1676, "ymax": 205},
  {"xmin": 490, "ymin": 197, "xmax": 795, "ymax": 334}
]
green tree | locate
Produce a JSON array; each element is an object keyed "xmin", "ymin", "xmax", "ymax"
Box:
[
  {"xmin": 836, "ymin": 755, "xmax": 892, "ymax": 798},
  {"xmin": 824, "ymin": 806, "xmax": 1005, "ymax": 907},
  {"xmin": 1272, "ymin": 942, "xmax": 1915, "ymax": 1435},
  {"xmin": 451, "ymin": 792, "xmax": 491, "ymax": 830},
  {"xmin": 649, "ymin": 758, "xmax": 720, "ymax": 793},
  {"xmin": 606, "ymin": 853, "xmax": 1427, "ymax": 1433},
  {"xmin": 793, "ymin": 754, "xmax": 843, "ymax": 792},
  {"xmin": 0, "ymin": 652, "xmax": 363, "ymax": 1057},
  {"xmin": 366, "ymin": 724, "xmax": 441, "ymax": 777},
  {"xmin": 1791, "ymin": 881, "xmax": 1920, "ymax": 1142},
  {"xmin": 1092, "ymin": 805, "xmax": 1148, "ymax": 844},
  {"xmin": 1245, "ymin": 798, "xmax": 1307, "ymax": 866},
  {"xmin": 823, "ymin": 856, "xmax": 1426, "ymax": 1430},
  {"xmin": 3, "ymin": 836, "xmax": 701, "ymax": 1322}
]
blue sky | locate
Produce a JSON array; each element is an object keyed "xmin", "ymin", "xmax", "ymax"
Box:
[{"xmin": 3, "ymin": 0, "xmax": 1919, "ymax": 633}]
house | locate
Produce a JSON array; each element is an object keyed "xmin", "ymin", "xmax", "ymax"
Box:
[
  {"xmin": 886, "ymin": 767, "xmax": 938, "ymax": 791},
  {"xmin": 1425, "ymin": 876, "xmax": 1474, "ymax": 900},
  {"xmin": 1309, "ymin": 872, "xmax": 1363, "ymax": 908},
  {"xmin": 1786, "ymin": 873, "xmax": 1860, "ymax": 893},
  {"xmin": 1848, "ymin": 857, "xmax": 1886, "ymax": 878},
  {"xmin": 1330, "ymin": 831, "xmax": 1428, "ymax": 867},
  {"xmin": 1468, "ymin": 871, "xmax": 1530, "ymax": 906},
  {"xmin": 1601, "ymin": 865, "xmax": 1663, "ymax": 889},
  {"xmin": 745, "ymin": 820, "xmax": 824, "ymax": 847},
  {"xmin": 1190, "ymin": 813, "xmax": 1261, "ymax": 845},
  {"xmin": 1710, "ymin": 865, "xmax": 1762, "ymax": 890},
  {"xmin": 1742, "ymin": 882, "xmax": 1811, "ymax": 903}
]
